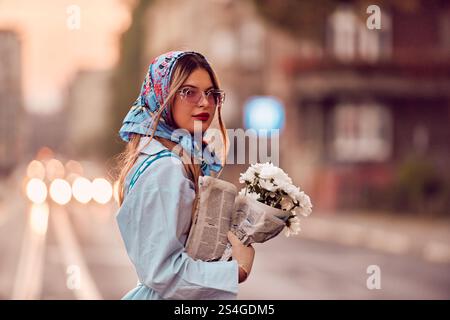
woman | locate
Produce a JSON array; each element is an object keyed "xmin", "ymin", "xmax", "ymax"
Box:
[{"xmin": 115, "ymin": 51, "xmax": 255, "ymax": 300}]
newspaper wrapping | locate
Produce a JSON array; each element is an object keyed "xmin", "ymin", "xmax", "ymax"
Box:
[{"xmin": 185, "ymin": 176, "xmax": 289, "ymax": 262}]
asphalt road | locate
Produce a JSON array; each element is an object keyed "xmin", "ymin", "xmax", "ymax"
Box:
[{"xmin": 1, "ymin": 176, "xmax": 449, "ymax": 300}]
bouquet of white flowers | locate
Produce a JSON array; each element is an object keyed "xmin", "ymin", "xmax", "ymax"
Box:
[
  {"xmin": 218, "ymin": 162, "xmax": 312, "ymax": 261},
  {"xmin": 238, "ymin": 162, "xmax": 313, "ymax": 237}
]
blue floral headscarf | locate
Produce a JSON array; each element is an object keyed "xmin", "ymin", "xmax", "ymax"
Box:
[{"xmin": 119, "ymin": 51, "xmax": 222, "ymax": 176}]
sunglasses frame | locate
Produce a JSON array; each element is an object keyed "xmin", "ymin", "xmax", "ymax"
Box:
[{"xmin": 177, "ymin": 86, "xmax": 225, "ymax": 107}]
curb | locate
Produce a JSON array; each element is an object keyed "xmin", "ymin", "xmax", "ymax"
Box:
[{"xmin": 299, "ymin": 215, "xmax": 450, "ymax": 264}]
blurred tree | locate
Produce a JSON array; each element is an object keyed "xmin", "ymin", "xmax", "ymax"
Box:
[
  {"xmin": 394, "ymin": 155, "xmax": 449, "ymax": 215},
  {"xmin": 102, "ymin": 0, "xmax": 153, "ymax": 160}
]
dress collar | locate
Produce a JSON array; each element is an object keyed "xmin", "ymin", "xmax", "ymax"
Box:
[{"xmin": 138, "ymin": 137, "xmax": 167, "ymax": 156}]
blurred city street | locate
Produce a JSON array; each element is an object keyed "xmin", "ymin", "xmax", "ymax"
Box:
[
  {"xmin": 1, "ymin": 163, "xmax": 449, "ymax": 300},
  {"xmin": 1, "ymin": 0, "xmax": 450, "ymax": 301}
]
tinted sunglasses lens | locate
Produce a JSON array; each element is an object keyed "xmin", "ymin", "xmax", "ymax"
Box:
[
  {"xmin": 184, "ymin": 88, "xmax": 201, "ymax": 103},
  {"xmin": 181, "ymin": 87, "xmax": 224, "ymax": 106},
  {"xmin": 207, "ymin": 92, "xmax": 218, "ymax": 105}
]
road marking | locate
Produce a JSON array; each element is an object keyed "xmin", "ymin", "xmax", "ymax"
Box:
[
  {"xmin": 11, "ymin": 203, "xmax": 49, "ymax": 299},
  {"xmin": 51, "ymin": 204, "xmax": 102, "ymax": 300}
]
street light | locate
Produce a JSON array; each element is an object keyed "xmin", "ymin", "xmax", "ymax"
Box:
[{"xmin": 244, "ymin": 96, "xmax": 285, "ymax": 134}]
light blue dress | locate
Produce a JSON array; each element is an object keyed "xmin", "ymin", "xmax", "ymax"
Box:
[{"xmin": 116, "ymin": 137, "xmax": 239, "ymax": 300}]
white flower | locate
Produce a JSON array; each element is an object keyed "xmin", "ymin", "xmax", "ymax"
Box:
[
  {"xmin": 273, "ymin": 171, "xmax": 293, "ymax": 186},
  {"xmin": 285, "ymin": 184, "xmax": 301, "ymax": 201},
  {"xmin": 259, "ymin": 163, "xmax": 292, "ymax": 186},
  {"xmin": 259, "ymin": 179, "xmax": 278, "ymax": 192},
  {"xmin": 258, "ymin": 163, "xmax": 278, "ymax": 180},
  {"xmin": 293, "ymin": 206, "xmax": 311, "ymax": 217},
  {"xmin": 294, "ymin": 192, "xmax": 313, "ymax": 217},
  {"xmin": 273, "ymin": 180, "xmax": 290, "ymax": 194},
  {"xmin": 284, "ymin": 216, "xmax": 301, "ymax": 237},
  {"xmin": 239, "ymin": 167, "xmax": 257, "ymax": 184},
  {"xmin": 239, "ymin": 162, "xmax": 313, "ymax": 238},
  {"xmin": 251, "ymin": 162, "xmax": 266, "ymax": 174}
]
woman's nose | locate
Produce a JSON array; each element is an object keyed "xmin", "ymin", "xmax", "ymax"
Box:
[{"xmin": 198, "ymin": 92, "xmax": 211, "ymax": 107}]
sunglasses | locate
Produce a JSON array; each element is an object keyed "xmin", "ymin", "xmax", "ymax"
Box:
[{"xmin": 177, "ymin": 86, "xmax": 225, "ymax": 107}]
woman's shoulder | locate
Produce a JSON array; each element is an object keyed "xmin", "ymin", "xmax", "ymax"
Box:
[
  {"xmin": 139, "ymin": 138, "xmax": 186, "ymax": 172},
  {"xmin": 136, "ymin": 151, "xmax": 185, "ymax": 180},
  {"xmin": 126, "ymin": 138, "xmax": 192, "ymax": 192}
]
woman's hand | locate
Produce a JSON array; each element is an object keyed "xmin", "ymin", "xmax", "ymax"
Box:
[{"xmin": 227, "ymin": 231, "xmax": 255, "ymax": 283}]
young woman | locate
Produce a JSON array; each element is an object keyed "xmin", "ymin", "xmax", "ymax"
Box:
[{"xmin": 115, "ymin": 51, "xmax": 255, "ymax": 300}]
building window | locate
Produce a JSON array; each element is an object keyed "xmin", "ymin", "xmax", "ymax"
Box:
[
  {"xmin": 327, "ymin": 5, "xmax": 392, "ymax": 62},
  {"xmin": 332, "ymin": 102, "xmax": 392, "ymax": 162}
]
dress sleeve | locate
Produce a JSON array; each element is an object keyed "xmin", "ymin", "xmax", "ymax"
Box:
[{"xmin": 116, "ymin": 156, "xmax": 239, "ymax": 300}]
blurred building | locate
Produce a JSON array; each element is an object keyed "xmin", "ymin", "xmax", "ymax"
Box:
[
  {"xmin": 65, "ymin": 69, "xmax": 113, "ymax": 159},
  {"xmin": 140, "ymin": 0, "xmax": 269, "ymax": 128},
  {"xmin": 25, "ymin": 110, "xmax": 69, "ymax": 157},
  {"xmin": 137, "ymin": 0, "xmax": 305, "ymax": 185},
  {"xmin": 0, "ymin": 30, "xmax": 24, "ymax": 176},
  {"xmin": 122, "ymin": 0, "xmax": 450, "ymax": 213},
  {"xmin": 283, "ymin": 4, "xmax": 450, "ymax": 211}
]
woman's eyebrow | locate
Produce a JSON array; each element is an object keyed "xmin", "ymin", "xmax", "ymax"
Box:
[{"xmin": 183, "ymin": 84, "xmax": 215, "ymax": 91}]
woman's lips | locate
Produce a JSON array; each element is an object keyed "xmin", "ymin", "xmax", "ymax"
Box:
[{"xmin": 192, "ymin": 113, "xmax": 210, "ymax": 121}]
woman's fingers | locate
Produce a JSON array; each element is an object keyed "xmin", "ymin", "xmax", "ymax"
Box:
[{"xmin": 227, "ymin": 231, "xmax": 240, "ymax": 246}]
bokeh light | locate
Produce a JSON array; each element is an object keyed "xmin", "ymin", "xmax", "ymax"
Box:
[
  {"xmin": 46, "ymin": 159, "xmax": 65, "ymax": 181},
  {"xmin": 65, "ymin": 160, "xmax": 84, "ymax": 176},
  {"xmin": 72, "ymin": 177, "xmax": 93, "ymax": 204},
  {"xmin": 91, "ymin": 178, "xmax": 113, "ymax": 204},
  {"xmin": 30, "ymin": 202, "xmax": 49, "ymax": 235},
  {"xmin": 25, "ymin": 178, "xmax": 48, "ymax": 204},
  {"xmin": 244, "ymin": 96, "xmax": 285, "ymax": 133},
  {"xmin": 26, "ymin": 160, "xmax": 46, "ymax": 180},
  {"xmin": 49, "ymin": 179, "xmax": 72, "ymax": 205}
]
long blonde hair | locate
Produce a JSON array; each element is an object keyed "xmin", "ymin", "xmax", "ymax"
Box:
[{"xmin": 115, "ymin": 54, "xmax": 228, "ymax": 221}]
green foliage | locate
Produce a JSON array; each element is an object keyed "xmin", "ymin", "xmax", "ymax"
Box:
[
  {"xmin": 361, "ymin": 156, "xmax": 450, "ymax": 216},
  {"xmin": 393, "ymin": 156, "xmax": 448, "ymax": 215}
]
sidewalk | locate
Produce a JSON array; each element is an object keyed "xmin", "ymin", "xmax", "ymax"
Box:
[{"xmin": 299, "ymin": 210, "xmax": 450, "ymax": 264}]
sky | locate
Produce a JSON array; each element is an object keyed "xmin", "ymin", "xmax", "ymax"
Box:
[{"xmin": 0, "ymin": 0, "xmax": 134, "ymax": 114}]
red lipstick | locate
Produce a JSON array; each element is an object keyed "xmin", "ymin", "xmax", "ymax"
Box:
[{"xmin": 192, "ymin": 112, "xmax": 210, "ymax": 121}]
